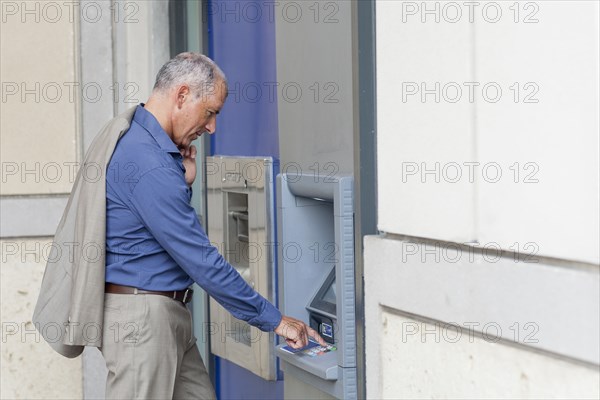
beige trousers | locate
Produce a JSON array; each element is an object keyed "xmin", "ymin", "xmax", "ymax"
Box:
[{"xmin": 100, "ymin": 293, "xmax": 216, "ymax": 400}]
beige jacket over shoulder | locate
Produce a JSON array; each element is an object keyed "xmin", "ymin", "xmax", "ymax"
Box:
[{"xmin": 33, "ymin": 106, "xmax": 137, "ymax": 358}]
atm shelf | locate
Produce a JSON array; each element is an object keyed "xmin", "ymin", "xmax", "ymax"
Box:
[{"xmin": 276, "ymin": 344, "xmax": 339, "ymax": 381}]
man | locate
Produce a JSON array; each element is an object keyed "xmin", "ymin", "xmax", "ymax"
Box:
[{"xmin": 101, "ymin": 53, "xmax": 325, "ymax": 398}]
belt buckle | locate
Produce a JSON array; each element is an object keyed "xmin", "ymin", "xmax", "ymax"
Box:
[{"xmin": 182, "ymin": 289, "xmax": 190, "ymax": 303}]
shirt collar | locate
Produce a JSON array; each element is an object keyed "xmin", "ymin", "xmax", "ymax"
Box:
[{"xmin": 133, "ymin": 104, "xmax": 180, "ymax": 155}]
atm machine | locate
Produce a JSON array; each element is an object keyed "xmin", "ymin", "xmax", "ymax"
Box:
[
  {"xmin": 206, "ymin": 155, "xmax": 279, "ymax": 381},
  {"xmin": 276, "ymin": 173, "xmax": 357, "ymax": 400}
]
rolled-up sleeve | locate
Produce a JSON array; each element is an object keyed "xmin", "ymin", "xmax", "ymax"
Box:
[{"xmin": 127, "ymin": 166, "xmax": 282, "ymax": 332}]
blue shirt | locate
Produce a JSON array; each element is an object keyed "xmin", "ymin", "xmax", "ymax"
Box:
[{"xmin": 105, "ymin": 105, "xmax": 281, "ymax": 331}]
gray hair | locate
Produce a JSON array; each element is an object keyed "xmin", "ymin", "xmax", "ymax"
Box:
[{"xmin": 153, "ymin": 52, "xmax": 227, "ymax": 100}]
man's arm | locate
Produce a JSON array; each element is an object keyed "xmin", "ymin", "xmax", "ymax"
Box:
[{"xmin": 128, "ymin": 166, "xmax": 325, "ymax": 346}]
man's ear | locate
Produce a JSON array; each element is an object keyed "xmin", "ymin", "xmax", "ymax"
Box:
[{"xmin": 175, "ymin": 85, "xmax": 191, "ymax": 108}]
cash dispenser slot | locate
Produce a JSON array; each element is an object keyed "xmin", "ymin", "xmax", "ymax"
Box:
[
  {"xmin": 228, "ymin": 210, "xmax": 249, "ymax": 243},
  {"xmin": 227, "ymin": 192, "xmax": 249, "ymax": 244}
]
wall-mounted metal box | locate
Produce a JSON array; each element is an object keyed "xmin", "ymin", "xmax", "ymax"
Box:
[{"xmin": 206, "ymin": 156, "xmax": 278, "ymax": 380}]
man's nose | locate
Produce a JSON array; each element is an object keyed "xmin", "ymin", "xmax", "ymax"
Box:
[{"xmin": 205, "ymin": 117, "xmax": 217, "ymax": 134}]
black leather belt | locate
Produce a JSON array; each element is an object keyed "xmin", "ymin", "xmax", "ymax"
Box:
[{"xmin": 105, "ymin": 283, "xmax": 193, "ymax": 304}]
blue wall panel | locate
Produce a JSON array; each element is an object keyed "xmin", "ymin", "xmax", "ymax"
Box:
[
  {"xmin": 207, "ymin": 1, "xmax": 282, "ymax": 398},
  {"xmin": 218, "ymin": 359, "xmax": 282, "ymax": 400},
  {"xmin": 208, "ymin": 0, "xmax": 279, "ymax": 157}
]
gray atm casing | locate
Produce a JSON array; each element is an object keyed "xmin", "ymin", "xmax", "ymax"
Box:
[{"xmin": 276, "ymin": 173, "xmax": 356, "ymax": 399}]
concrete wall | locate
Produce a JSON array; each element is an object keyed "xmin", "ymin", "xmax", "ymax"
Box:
[
  {"xmin": 1, "ymin": 2, "xmax": 83, "ymax": 398},
  {"xmin": 367, "ymin": 0, "xmax": 600, "ymax": 398},
  {"xmin": 0, "ymin": 1, "xmax": 80, "ymax": 196},
  {"xmin": 1, "ymin": 238, "xmax": 83, "ymax": 398},
  {"xmin": 275, "ymin": 0, "xmax": 356, "ymax": 175},
  {"xmin": 376, "ymin": 310, "xmax": 599, "ymax": 399}
]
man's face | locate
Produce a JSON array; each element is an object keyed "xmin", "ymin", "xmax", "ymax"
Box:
[{"xmin": 172, "ymin": 81, "xmax": 227, "ymax": 149}]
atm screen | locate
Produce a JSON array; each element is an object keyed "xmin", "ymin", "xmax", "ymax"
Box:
[
  {"xmin": 321, "ymin": 278, "xmax": 336, "ymax": 304},
  {"xmin": 307, "ymin": 268, "xmax": 336, "ymax": 317}
]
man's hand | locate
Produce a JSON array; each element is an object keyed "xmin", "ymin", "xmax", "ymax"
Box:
[
  {"xmin": 274, "ymin": 315, "xmax": 327, "ymax": 349},
  {"xmin": 180, "ymin": 145, "xmax": 197, "ymax": 186}
]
